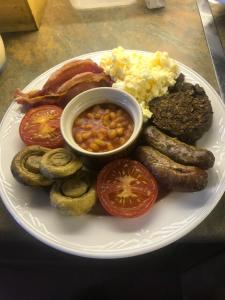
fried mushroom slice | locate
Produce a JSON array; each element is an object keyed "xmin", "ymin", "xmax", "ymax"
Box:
[
  {"xmin": 11, "ymin": 145, "xmax": 53, "ymax": 186},
  {"xmin": 40, "ymin": 148, "xmax": 82, "ymax": 179},
  {"xmin": 50, "ymin": 171, "xmax": 96, "ymax": 216}
]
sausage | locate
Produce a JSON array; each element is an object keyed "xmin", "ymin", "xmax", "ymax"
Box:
[
  {"xmin": 135, "ymin": 146, "xmax": 208, "ymax": 192},
  {"xmin": 143, "ymin": 126, "xmax": 215, "ymax": 170}
]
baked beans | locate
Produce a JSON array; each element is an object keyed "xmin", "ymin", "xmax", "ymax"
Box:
[{"xmin": 72, "ymin": 103, "xmax": 134, "ymax": 152}]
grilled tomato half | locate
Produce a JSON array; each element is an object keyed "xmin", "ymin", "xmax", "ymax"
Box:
[
  {"xmin": 19, "ymin": 105, "xmax": 64, "ymax": 148},
  {"xmin": 97, "ymin": 159, "xmax": 158, "ymax": 218}
]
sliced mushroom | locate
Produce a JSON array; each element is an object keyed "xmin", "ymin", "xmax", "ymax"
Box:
[
  {"xmin": 50, "ymin": 170, "xmax": 96, "ymax": 216},
  {"xmin": 61, "ymin": 178, "xmax": 89, "ymax": 198},
  {"xmin": 40, "ymin": 148, "xmax": 82, "ymax": 179},
  {"xmin": 11, "ymin": 145, "xmax": 53, "ymax": 186}
]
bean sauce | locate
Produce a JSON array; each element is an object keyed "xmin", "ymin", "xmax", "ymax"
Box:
[{"xmin": 72, "ymin": 103, "xmax": 134, "ymax": 152}]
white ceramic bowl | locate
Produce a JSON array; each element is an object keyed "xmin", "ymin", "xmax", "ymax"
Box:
[{"xmin": 60, "ymin": 87, "xmax": 143, "ymax": 158}]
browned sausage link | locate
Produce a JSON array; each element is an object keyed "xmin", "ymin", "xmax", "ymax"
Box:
[
  {"xmin": 135, "ymin": 146, "xmax": 208, "ymax": 192},
  {"xmin": 143, "ymin": 126, "xmax": 215, "ymax": 170}
]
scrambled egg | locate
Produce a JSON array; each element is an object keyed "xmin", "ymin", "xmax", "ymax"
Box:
[{"xmin": 100, "ymin": 46, "xmax": 179, "ymax": 119}]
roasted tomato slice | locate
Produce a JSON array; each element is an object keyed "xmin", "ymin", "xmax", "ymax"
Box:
[
  {"xmin": 19, "ymin": 105, "xmax": 64, "ymax": 148},
  {"xmin": 97, "ymin": 159, "xmax": 158, "ymax": 218}
]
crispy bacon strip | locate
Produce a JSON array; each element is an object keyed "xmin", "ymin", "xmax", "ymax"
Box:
[
  {"xmin": 43, "ymin": 59, "xmax": 104, "ymax": 92},
  {"xmin": 15, "ymin": 72, "xmax": 113, "ymax": 107},
  {"xmin": 15, "ymin": 89, "xmax": 64, "ymax": 106},
  {"xmin": 15, "ymin": 59, "xmax": 108, "ymax": 107}
]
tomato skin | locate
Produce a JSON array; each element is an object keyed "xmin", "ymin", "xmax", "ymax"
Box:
[
  {"xmin": 97, "ymin": 159, "xmax": 158, "ymax": 218},
  {"xmin": 19, "ymin": 105, "xmax": 64, "ymax": 148}
]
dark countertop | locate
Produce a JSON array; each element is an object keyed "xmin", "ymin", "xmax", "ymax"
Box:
[{"xmin": 1, "ymin": 0, "xmax": 225, "ymax": 255}]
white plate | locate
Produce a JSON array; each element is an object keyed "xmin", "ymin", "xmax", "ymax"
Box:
[{"xmin": 1, "ymin": 50, "xmax": 225, "ymax": 259}]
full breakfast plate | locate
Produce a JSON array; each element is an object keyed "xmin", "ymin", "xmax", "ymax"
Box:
[{"xmin": 1, "ymin": 50, "xmax": 225, "ymax": 258}]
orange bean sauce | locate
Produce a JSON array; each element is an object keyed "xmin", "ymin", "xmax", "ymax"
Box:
[{"xmin": 72, "ymin": 103, "xmax": 134, "ymax": 152}]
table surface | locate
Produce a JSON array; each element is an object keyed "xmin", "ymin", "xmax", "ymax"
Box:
[{"xmin": 1, "ymin": 0, "xmax": 225, "ymax": 248}]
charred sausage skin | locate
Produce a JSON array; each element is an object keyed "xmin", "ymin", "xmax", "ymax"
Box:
[
  {"xmin": 135, "ymin": 146, "xmax": 208, "ymax": 192},
  {"xmin": 143, "ymin": 126, "xmax": 215, "ymax": 170}
]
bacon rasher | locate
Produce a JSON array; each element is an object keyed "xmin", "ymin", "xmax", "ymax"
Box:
[
  {"xmin": 43, "ymin": 59, "xmax": 104, "ymax": 92},
  {"xmin": 15, "ymin": 72, "xmax": 113, "ymax": 107},
  {"xmin": 15, "ymin": 59, "xmax": 113, "ymax": 107}
]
